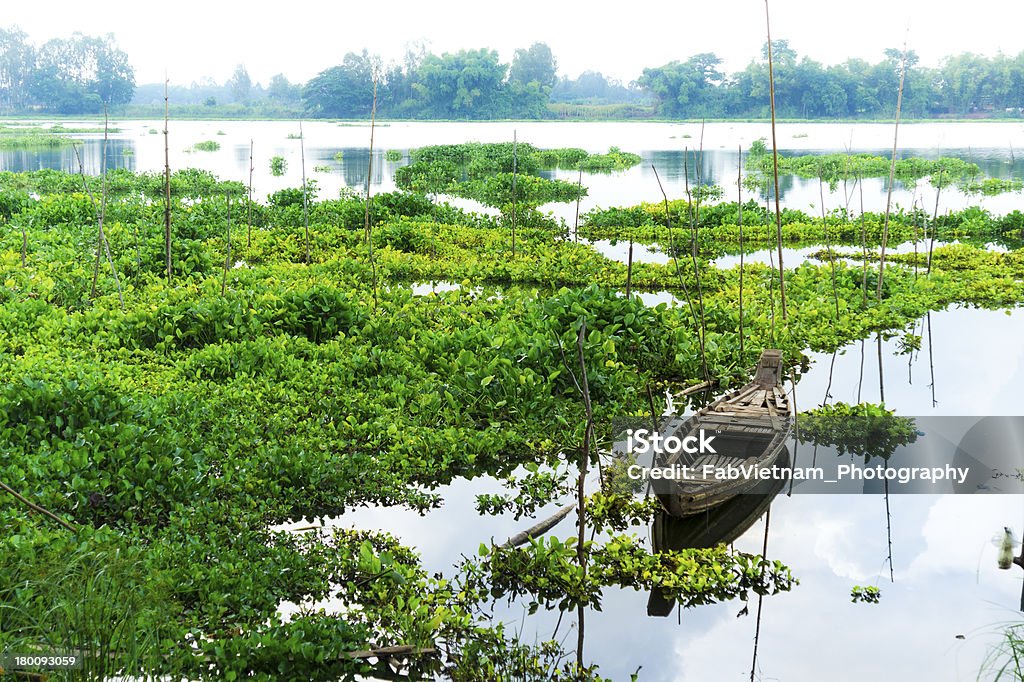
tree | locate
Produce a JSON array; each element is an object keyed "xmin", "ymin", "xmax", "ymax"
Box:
[
  {"xmin": 412, "ymin": 49, "xmax": 510, "ymax": 119},
  {"xmin": 509, "ymin": 42, "xmax": 557, "ymax": 90},
  {"xmin": 638, "ymin": 53, "xmax": 725, "ymax": 117},
  {"xmin": 228, "ymin": 64, "xmax": 252, "ymax": 105},
  {"xmin": 0, "ymin": 26, "xmax": 35, "ymax": 110},
  {"xmin": 267, "ymin": 73, "xmax": 300, "ymax": 104},
  {"xmin": 303, "ymin": 51, "xmax": 376, "ymax": 118},
  {"xmin": 30, "ymin": 33, "xmax": 134, "ymax": 112}
]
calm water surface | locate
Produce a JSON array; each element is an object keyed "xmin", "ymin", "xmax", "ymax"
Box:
[
  {"xmin": 5, "ymin": 119, "xmax": 1024, "ymax": 219},
  {"xmin": 277, "ymin": 309, "xmax": 1024, "ymax": 681}
]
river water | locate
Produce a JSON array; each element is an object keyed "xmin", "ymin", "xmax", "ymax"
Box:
[
  {"xmin": 5, "ymin": 118, "xmax": 1024, "ymax": 219},
  {"xmin": 7, "ymin": 119, "xmax": 1024, "ymax": 680}
]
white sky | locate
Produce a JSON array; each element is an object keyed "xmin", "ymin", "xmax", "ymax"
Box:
[{"xmin": 4, "ymin": 1, "xmax": 1024, "ymax": 86}]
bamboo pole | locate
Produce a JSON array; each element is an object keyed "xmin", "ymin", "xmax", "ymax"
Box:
[
  {"xmin": 511, "ymin": 130, "xmax": 517, "ymax": 258},
  {"xmin": 764, "ymin": 0, "xmax": 787, "ymax": 320},
  {"xmin": 653, "ymin": 166, "xmax": 709, "ymax": 384},
  {"xmin": 574, "ymin": 320, "xmax": 593, "ymax": 673},
  {"xmin": 877, "ymin": 46, "xmax": 909, "ymax": 301},
  {"xmin": 859, "ymin": 172, "xmax": 868, "ymax": 307},
  {"xmin": 738, "ymin": 146, "xmax": 745, "ymax": 359},
  {"xmin": 221, "ymin": 192, "xmax": 232, "ymax": 297},
  {"xmin": 926, "ymin": 312, "xmax": 937, "ymax": 407},
  {"xmin": 625, "ymin": 234, "xmax": 633, "ymax": 298},
  {"xmin": 247, "ymin": 138, "xmax": 254, "ymax": 248},
  {"xmin": 683, "ymin": 148, "xmax": 708, "ymax": 349},
  {"xmin": 364, "ymin": 79, "xmax": 379, "ymax": 309},
  {"xmin": 163, "ymin": 75, "xmax": 172, "ymax": 285},
  {"xmin": 73, "ymin": 139, "xmax": 123, "ymax": 310},
  {"xmin": 749, "ymin": 507, "xmax": 771, "ymax": 682},
  {"xmin": 573, "ymin": 168, "xmax": 582, "ymax": 243},
  {"xmin": 300, "ymin": 121, "xmax": 310, "ymax": 263},
  {"xmin": 927, "ymin": 168, "xmax": 944, "ymax": 275},
  {"xmin": 89, "ymin": 108, "xmax": 110, "ymax": 298},
  {"xmin": 818, "ymin": 169, "xmax": 840, "ymax": 319}
]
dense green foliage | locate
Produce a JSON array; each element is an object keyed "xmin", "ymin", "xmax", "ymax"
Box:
[
  {"xmin": 580, "ymin": 197, "xmax": 1024, "ymax": 252},
  {"xmin": 2, "ymin": 153, "xmax": 1023, "ymax": 679},
  {"xmin": 798, "ymin": 403, "xmax": 919, "ymax": 461}
]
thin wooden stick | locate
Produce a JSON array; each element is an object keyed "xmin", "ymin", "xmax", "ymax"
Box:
[
  {"xmin": 364, "ymin": 79, "xmax": 379, "ymax": 309},
  {"xmin": 300, "ymin": 121, "xmax": 310, "ymax": 263},
  {"xmin": 884, "ymin": 464, "xmax": 894, "ymax": 582},
  {"xmin": 927, "ymin": 168, "xmax": 943, "ymax": 275},
  {"xmin": 625, "ymin": 233, "xmax": 633, "ymax": 299},
  {"xmin": 683, "ymin": 147, "xmax": 708, "ymax": 351},
  {"xmin": 818, "ymin": 168, "xmax": 840, "ymax": 319},
  {"xmin": 90, "ymin": 108, "xmax": 110, "ymax": 298},
  {"xmin": 221, "ymin": 192, "xmax": 232, "ymax": 296},
  {"xmin": 926, "ymin": 312, "xmax": 937, "ymax": 407},
  {"xmin": 653, "ymin": 166, "xmax": 710, "ymax": 384},
  {"xmin": 859, "ymin": 172, "xmax": 868, "ymax": 308},
  {"xmin": 163, "ymin": 75, "xmax": 172, "ymax": 285},
  {"xmin": 738, "ymin": 145, "xmax": 745, "ymax": 359},
  {"xmin": 511, "ymin": 130, "xmax": 517, "ymax": 258},
  {"xmin": 877, "ymin": 332, "xmax": 886, "ymax": 405},
  {"xmin": 749, "ymin": 507, "xmax": 771, "ymax": 682},
  {"xmin": 877, "ymin": 45, "xmax": 909, "ymax": 301},
  {"xmin": 575, "ymin": 319, "xmax": 594, "ymax": 673},
  {"xmin": 764, "ymin": 0, "xmax": 787, "ymax": 320},
  {"xmin": 73, "ymin": 138, "xmax": 123, "ymax": 310},
  {"xmin": 573, "ymin": 168, "xmax": 582, "ymax": 242},
  {"xmin": 0, "ymin": 480, "xmax": 77, "ymax": 532},
  {"xmin": 500, "ymin": 503, "xmax": 574, "ymax": 549},
  {"xmin": 247, "ymin": 138, "xmax": 254, "ymax": 248}
]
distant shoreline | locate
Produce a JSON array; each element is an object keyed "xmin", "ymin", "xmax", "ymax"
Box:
[{"xmin": 2, "ymin": 113, "xmax": 1023, "ymax": 125}]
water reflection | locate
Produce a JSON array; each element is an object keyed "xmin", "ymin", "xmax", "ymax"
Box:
[
  {"xmin": 4, "ymin": 120, "xmax": 1022, "ymax": 220},
  {"xmin": 647, "ymin": 447, "xmax": 790, "ymax": 618},
  {"xmin": 0, "ymin": 138, "xmax": 135, "ymax": 174},
  {"xmin": 7, "ymin": 120, "xmax": 1024, "ymax": 679},
  {"xmin": 267, "ymin": 307, "xmax": 1024, "ymax": 680}
]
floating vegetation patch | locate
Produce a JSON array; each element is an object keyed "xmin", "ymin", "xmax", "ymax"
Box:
[
  {"xmin": 270, "ymin": 155, "xmax": 287, "ymax": 176},
  {"xmin": 580, "ymin": 200, "xmax": 1024, "ymax": 250},
  {"xmin": 0, "ymin": 124, "xmax": 73, "ymax": 149},
  {"xmin": 191, "ymin": 140, "xmax": 221, "ymax": 152},
  {"xmin": 744, "ymin": 150, "xmax": 1009, "ymax": 193}
]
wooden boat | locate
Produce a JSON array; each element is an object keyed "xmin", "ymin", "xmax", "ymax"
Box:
[{"xmin": 654, "ymin": 349, "xmax": 792, "ymax": 517}]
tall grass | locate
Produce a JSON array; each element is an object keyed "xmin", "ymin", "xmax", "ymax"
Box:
[
  {"xmin": 980, "ymin": 622, "xmax": 1024, "ymax": 680},
  {"xmin": 0, "ymin": 543, "xmax": 169, "ymax": 681}
]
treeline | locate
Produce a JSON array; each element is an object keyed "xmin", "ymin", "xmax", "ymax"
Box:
[
  {"xmin": 154, "ymin": 41, "xmax": 1024, "ymax": 120},
  {"xmin": 639, "ymin": 42, "xmax": 1024, "ymax": 118},
  {"xmin": 5, "ymin": 24, "xmax": 1024, "ymax": 119},
  {"xmin": 0, "ymin": 27, "xmax": 134, "ymax": 113}
]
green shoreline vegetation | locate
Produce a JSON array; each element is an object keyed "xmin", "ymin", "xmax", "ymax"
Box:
[
  {"xmin": 4, "ymin": 25, "xmax": 1024, "ymax": 121},
  {"xmin": 1, "ymin": 140, "xmax": 1023, "ymax": 678}
]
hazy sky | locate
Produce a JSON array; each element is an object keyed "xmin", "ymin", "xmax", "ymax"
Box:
[{"xmin": 4, "ymin": 1, "xmax": 1023, "ymax": 86}]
